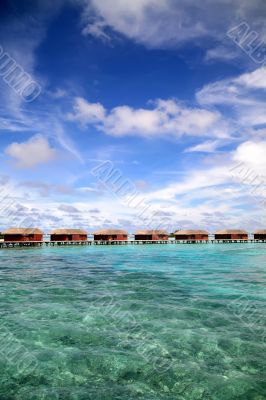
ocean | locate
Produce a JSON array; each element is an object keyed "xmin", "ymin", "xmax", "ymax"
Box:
[{"xmin": 0, "ymin": 243, "xmax": 265, "ymax": 399}]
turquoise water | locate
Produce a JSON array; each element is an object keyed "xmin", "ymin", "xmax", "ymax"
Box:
[{"xmin": 0, "ymin": 243, "xmax": 265, "ymax": 400}]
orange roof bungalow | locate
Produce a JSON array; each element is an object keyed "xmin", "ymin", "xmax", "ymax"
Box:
[
  {"xmin": 3, "ymin": 228, "xmax": 43, "ymax": 242},
  {"xmin": 134, "ymin": 230, "xmax": 169, "ymax": 241},
  {"xmin": 253, "ymin": 229, "xmax": 266, "ymax": 240},
  {"xmin": 94, "ymin": 229, "xmax": 128, "ymax": 241},
  {"xmin": 50, "ymin": 229, "xmax": 88, "ymax": 242},
  {"xmin": 215, "ymin": 229, "xmax": 248, "ymax": 241},
  {"xmin": 174, "ymin": 230, "xmax": 209, "ymax": 241}
]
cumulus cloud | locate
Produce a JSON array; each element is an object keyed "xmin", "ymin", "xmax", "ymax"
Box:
[
  {"xmin": 68, "ymin": 97, "xmax": 226, "ymax": 139},
  {"xmin": 68, "ymin": 66, "xmax": 265, "ymax": 152},
  {"xmin": 232, "ymin": 140, "xmax": 266, "ymax": 174},
  {"xmin": 5, "ymin": 134, "xmax": 56, "ymax": 168},
  {"xmin": 68, "ymin": 97, "xmax": 106, "ymax": 125}
]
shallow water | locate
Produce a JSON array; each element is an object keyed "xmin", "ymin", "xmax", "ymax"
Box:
[{"xmin": 0, "ymin": 243, "xmax": 265, "ymax": 399}]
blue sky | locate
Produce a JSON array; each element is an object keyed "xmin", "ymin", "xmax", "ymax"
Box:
[{"xmin": 0, "ymin": 0, "xmax": 265, "ymax": 232}]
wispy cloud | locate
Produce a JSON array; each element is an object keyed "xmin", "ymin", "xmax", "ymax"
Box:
[
  {"xmin": 197, "ymin": 66, "xmax": 266, "ymax": 128},
  {"xmin": 185, "ymin": 140, "xmax": 223, "ymax": 153}
]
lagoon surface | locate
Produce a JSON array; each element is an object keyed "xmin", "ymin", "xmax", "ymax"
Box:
[{"xmin": 0, "ymin": 243, "xmax": 265, "ymax": 399}]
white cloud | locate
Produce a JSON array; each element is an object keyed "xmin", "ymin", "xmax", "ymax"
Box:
[
  {"xmin": 196, "ymin": 66, "xmax": 266, "ymax": 127},
  {"xmin": 82, "ymin": 0, "xmax": 201, "ymax": 47},
  {"xmin": 68, "ymin": 67, "xmax": 266, "ymax": 146},
  {"xmin": 145, "ymin": 166, "xmax": 229, "ymax": 202},
  {"xmin": 1, "ymin": 137, "xmax": 265, "ymax": 232},
  {"xmin": 68, "ymin": 97, "xmax": 106, "ymax": 125},
  {"xmin": 49, "ymin": 88, "xmax": 68, "ymax": 99},
  {"xmin": 126, "ymin": 141, "xmax": 265, "ymax": 229},
  {"xmin": 5, "ymin": 134, "xmax": 56, "ymax": 168},
  {"xmin": 197, "ymin": 67, "xmax": 266, "ymax": 104},
  {"xmin": 69, "ymin": 97, "xmax": 227, "ymax": 139},
  {"xmin": 67, "ymin": 66, "xmax": 265, "ymax": 157},
  {"xmin": 235, "ymin": 68, "xmax": 266, "ymax": 90},
  {"xmin": 185, "ymin": 140, "xmax": 222, "ymax": 153},
  {"xmin": 205, "ymin": 45, "xmax": 241, "ymax": 62},
  {"xmin": 233, "ymin": 140, "xmax": 266, "ymax": 174},
  {"xmin": 138, "ymin": 139, "xmax": 266, "ymax": 228},
  {"xmin": 58, "ymin": 204, "xmax": 80, "ymax": 213},
  {"xmin": 81, "ymin": 0, "xmax": 266, "ymax": 52},
  {"xmin": 82, "ymin": 18, "xmax": 111, "ymax": 41}
]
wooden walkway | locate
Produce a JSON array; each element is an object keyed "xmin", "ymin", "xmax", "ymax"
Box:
[{"xmin": 0, "ymin": 239, "xmax": 265, "ymax": 248}]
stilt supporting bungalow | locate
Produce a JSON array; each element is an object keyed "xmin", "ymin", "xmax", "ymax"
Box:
[
  {"xmin": 3, "ymin": 228, "xmax": 43, "ymax": 242},
  {"xmin": 134, "ymin": 230, "xmax": 169, "ymax": 241},
  {"xmin": 174, "ymin": 230, "xmax": 209, "ymax": 241},
  {"xmin": 93, "ymin": 229, "xmax": 128, "ymax": 241},
  {"xmin": 215, "ymin": 229, "xmax": 248, "ymax": 241},
  {"xmin": 50, "ymin": 229, "xmax": 88, "ymax": 241}
]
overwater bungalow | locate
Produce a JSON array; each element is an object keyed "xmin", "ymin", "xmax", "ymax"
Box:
[
  {"xmin": 93, "ymin": 229, "xmax": 128, "ymax": 241},
  {"xmin": 134, "ymin": 230, "xmax": 169, "ymax": 241},
  {"xmin": 253, "ymin": 229, "xmax": 266, "ymax": 241},
  {"xmin": 215, "ymin": 229, "xmax": 248, "ymax": 241},
  {"xmin": 50, "ymin": 229, "xmax": 88, "ymax": 241},
  {"xmin": 174, "ymin": 230, "xmax": 209, "ymax": 241},
  {"xmin": 3, "ymin": 228, "xmax": 43, "ymax": 242}
]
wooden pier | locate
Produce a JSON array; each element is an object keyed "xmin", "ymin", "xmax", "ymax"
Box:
[
  {"xmin": 0, "ymin": 241, "xmax": 92, "ymax": 248},
  {"xmin": 0, "ymin": 239, "xmax": 265, "ymax": 248}
]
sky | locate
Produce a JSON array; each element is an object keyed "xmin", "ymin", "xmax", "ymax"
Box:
[{"xmin": 0, "ymin": 0, "xmax": 265, "ymax": 233}]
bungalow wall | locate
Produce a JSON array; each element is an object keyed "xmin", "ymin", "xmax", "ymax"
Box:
[
  {"xmin": 254, "ymin": 234, "xmax": 266, "ymax": 240},
  {"xmin": 4, "ymin": 234, "xmax": 43, "ymax": 242},
  {"xmin": 215, "ymin": 234, "xmax": 248, "ymax": 240},
  {"xmin": 94, "ymin": 234, "xmax": 127, "ymax": 241},
  {"xmin": 135, "ymin": 234, "xmax": 168, "ymax": 241},
  {"xmin": 72, "ymin": 234, "xmax": 87, "ymax": 241},
  {"xmin": 50, "ymin": 234, "xmax": 87, "ymax": 241},
  {"xmin": 51, "ymin": 234, "xmax": 69, "ymax": 241},
  {"xmin": 152, "ymin": 234, "xmax": 168, "ymax": 240},
  {"xmin": 175, "ymin": 234, "xmax": 208, "ymax": 241},
  {"xmin": 135, "ymin": 234, "xmax": 152, "ymax": 241}
]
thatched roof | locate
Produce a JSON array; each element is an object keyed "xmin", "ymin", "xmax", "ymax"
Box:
[
  {"xmin": 215, "ymin": 229, "xmax": 248, "ymax": 234},
  {"xmin": 50, "ymin": 229, "xmax": 88, "ymax": 235},
  {"xmin": 3, "ymin": 228, "xmax": 43, "ymax": 235},
  {"xmin": 174, "ymin": 230, "xmax": 208, "ymax": 235},
  {"xmin": 254, "ymin": 229, "xmax": 266, "ymax": 234},
  {"xmin": 135, "ymin": 230, "xmax": 168, "ymax": 235},
  {"xmin": 94, "ymin": 229, "xmax": 127, "ymax": 235}
]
